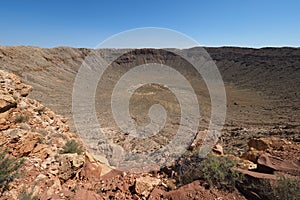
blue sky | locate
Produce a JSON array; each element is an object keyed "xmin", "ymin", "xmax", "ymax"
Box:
[{"xmin": 0, "ymin": 0, "xmax": 299, "ymax": 48}]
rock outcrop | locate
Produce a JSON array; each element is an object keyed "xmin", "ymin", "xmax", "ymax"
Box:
[
  {"xmin": 0, "ymin": 70, "xmax": 110, "ymax": 199},
  {"xmin": 241, "ymin": 137, "xmax": 300, "ymax": 176}
]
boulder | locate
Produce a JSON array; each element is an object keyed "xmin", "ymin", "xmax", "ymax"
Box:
[
  {"xmin": 257, "ymin": 153, "xmax": 300, "ymax": 176},
  {"xmin": 241, "ymin": 148, "xmax": 264, "ymax": 163},
  {"xmin": 12, "ymin": 132, "xmax": 43, "ymax": 157},
  {"xmin": 20, "ymin": 85, "xmax": 32, "ymax": 97},
  {"xmin": 0, "ymin": 95, "xmax": 16, "ymax": 113},
  {"xmin": 235, "ymin": 168, "xmax": 278, "ymax": 180},
  {"xmin": 80, "ymin": 157, "xmax": 102, "ymax": 181},
  {"xmin": 46, "ymin": 177, "xmax": 62, "ymax": 197},
  {"xmin": 247, "ymin": 138, "xmax": 269, "ymax": 151},
  {"xmin": 237, "ymin": 158, "xmax": 257, "ymax": 170},
  {"xmin": 135, "ymin": 176, "xmax": 161, "ymax": 197},
  {"xmin": 242, "ymin": 137, "xmax": 291, "ymax": 163},
  {"xmin": 248, "ymin": 137, "xmax": 289, "ymax": 151},
  {"xmin": 212, "ymin": 144, "xmax": 224, "ymax": 155},
  {"xmin": 57, "ymin": 153, "xmax": 85, "ymax": 181},
  {"xmin": 31, "ymin": 143, "xmax": 51, "ymax": 159}
]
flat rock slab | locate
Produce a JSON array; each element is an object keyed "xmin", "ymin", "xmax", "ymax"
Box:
[{"xmin": 257, "ymin": 153, "xmax": 300, "ymax": 176}]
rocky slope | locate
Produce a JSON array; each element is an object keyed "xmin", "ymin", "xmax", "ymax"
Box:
[
  {"xmin": 0, "ymin": 69, "xmax": 299, "ymax": 199},
  {"xmin": 0, "ymin": 69, "xmax": 106, "ymax": 199},
  {"xmin": 0, "ymin": 69, "xmax": 250, "ymax": 199}
]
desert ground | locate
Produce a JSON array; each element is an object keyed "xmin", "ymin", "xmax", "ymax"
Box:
[{"xmin": 0, "ymin": 46, "xmax": 299, "ymax": 199}]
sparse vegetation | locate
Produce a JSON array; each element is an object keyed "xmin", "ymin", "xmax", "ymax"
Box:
[
  {"xmin": 12, "ymin": 95, "xmax": 18, "ymax": 100},
  {"xmin": 179, "ymin": 165, "xmax": 202, "ymax": 185},
  {"xmin": 60, "ymin": 140, "xmax": 83, "ymax": 154},
  {"xmin": 178, "ymin": 153, "xmax": 244, "ymax": 190},
  {"xmin": 15, "ymin": 114, "xmax": 28, "ymax": 123},
  {"xmin": 71, "ymin": 186, "xmax": 78, "ymax": 192},
  {"xmin": 201, "ymin": 154, "xmax": 244, "ymax": 190},
  {"xmin": 237, "ymin": 173, "xmax": 300, "ymax": 200},
  {"xmin": 0, "ymin": 150, "xmax": 24, "ymax": 193},
  {"xmin": 19, "ymin": 188, "xmax": 38, "ymax": 200},
  {"xmin": 51, "ymin": 133, "xmax": 67, "ymax": 139},
  {"xmin": 272, "ymin": 176, "xmax": 300, "ymax": 200},
  {"xmin": 36, "ymin": 129, "xmax": 47, "ymax": 136}
]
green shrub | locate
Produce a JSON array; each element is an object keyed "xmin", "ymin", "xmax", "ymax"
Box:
[
  {"xmin": 178, "ymin": 152, "xmax": 203, "ymax": 185},
  {"xmin": 201, "ymin": 154, "xmax": 244, "ymax": 190},
  {"xmin": 15, "ymin": 114, "xmax": 28, "ymax": 123},
  {"xmin": 273, "ymin": 176, "xmax": 300, "ymax": 200},
  {"xmin": 178, "ymin": 153, "xmax": 244, "ymax": 190},
  {"xmin": 0, "ymin": 151, "xmax": 24, "ymax": 192},
  {"xmin": 180, "ymin": 168, "xmax": 202, "ymax": 185},
  {"xmin": 237, "ymin": 176, "xmax": 273, "ymax": 199},
  {"xmin": 60, "ymin": 140, "xmax": 83, "ymax": 155},
  {"xmin": 246, "ymin": 175, "xmax": 300, "ymax": 200}
]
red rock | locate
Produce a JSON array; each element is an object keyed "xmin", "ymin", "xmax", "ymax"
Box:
[
  {"xmin": 135, "ymin": 176, "xmax": 161, "ymax": 197},
  {"xmin": 247, "ymin": 138, "xmax": 269, "ymax": 151},
  {"xmin": 13, "ymin": 132, "xmax": 42, "ymax": 157},
  {"xmin": 213, "ymin": 144, "xmax": 224, "ymax": 155},
  {"xmin": 241, "ymin": 148, "xmax": 264, "ymax": 163},
  {"xmin": 31, "ymin": 143, "xmax": 50, "ymax": 159},
  {"xmin": 149, "ymin": 188, "xmax": 165, "ymax": 200},
  {"xmin": 80, "ymin": 157, "xmax": 102, "ymax": 181},
  {"xmin": 0, "ymin": 95, "xmax": 16, "ymax": 113},
  {"xmin": 20, "ymin": 86, "xmax": 32, "ymax": 97},
  {"xmin": 235, "ymin": 168, "xmax": 278, "ymax": 180},
  {"xmin": 58, "ymin": 153, "xmax": 85, "ymax": 181},
  {"xmin": 257, "ymin": 153, "xmax": 300, "ymax": 176},
  {"xmin": 73, "ymin": 189, "xmax": 102, "ymax": 200}
]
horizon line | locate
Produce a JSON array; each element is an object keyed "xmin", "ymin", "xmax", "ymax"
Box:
[{"xmin": 1, "ymin": 45, "xmax": 299, "ymax": 50}]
